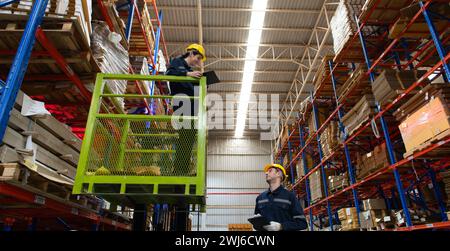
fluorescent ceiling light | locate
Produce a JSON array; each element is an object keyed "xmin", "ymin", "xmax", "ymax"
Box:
[{"xmin": 234, "ymin": 0, "xmax": 268, "ymax": 138}]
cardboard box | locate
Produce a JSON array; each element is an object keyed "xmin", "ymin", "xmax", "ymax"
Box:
[
  {"xmin": 310, "ymin": 168, "xmax": 335, "ymax": 202},
  {"xmin": 356, "ymin": 143, "xmax": 389, "ymax": 180},
  {"xmin": 320, "ymin": 121, "xmax": 340, "ymax": 158},
  {"xmin": 372, "ymin": 69, "xmax": 425, "ymax": 106},
  {"xmin": 362, "ymin": 199, "xmax": 386, "ymax": 211},
  {"xmin": 338, "ymin": 207, "xmax": 360, "ymax": 230},
  {"xmin": 328, "ymin": 173, "xmax": 349, "ymax": 192},
  {"xmin": 296, "ymin": 154, "xmax": 313, "ymax": 178},
  {"xmin": 342, "ymin": 94, "xmax": 377, "ymax": 136},
  {"xmin": 399, "ymin": 96, "xmax": 450, "ymax": 154},
  {"xmin": 359, "ymin": 210, "xmax": 390, "ymax": 229},
  {"xmin": 283, "ymin": 154, "xmax": 289, "ymax": 168}
]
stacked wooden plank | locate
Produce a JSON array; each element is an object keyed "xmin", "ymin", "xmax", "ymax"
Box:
[
  {"xmin": 0, "ymin": 13, "xmax": 99, "ymax": 126},
  {"xmin": 372, "ymin": 69, "xmax": 425, "ymax": 106},
  {"xmin": 2, "ymin": 91, "xmax": 82, "ymax": 179},
  {"xmin": 393, "ymin": 84, "xmax": 450, "ymax": 157},
  {"xmin": 313, "ymin": 55, "xmax": 335, "ymax": 96},
  {"xmin": 0, "ymin": 0, "xmax": 92, "ymax": 45},
  {"xmin": 336, "ymin": 64, "xmax": 370, "ymax": 103},
  {"xmin": 319, "ymin": 121, "xmax": 340, "ymax": 158},
  {"xmin": 0, "ymin": 91, "xmax": 106, "ymax": 209},
  {"xmin": 355, "ymin": 143, "xmax": 390, "ymax": 181},
  {"xmin": 341, "ymin": 94, "xmax": 377, "ymax": 136}
]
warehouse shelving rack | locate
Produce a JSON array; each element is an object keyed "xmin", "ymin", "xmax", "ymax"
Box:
[
  {"xmin": 0, "ymin": 0, "xmax": 170, "ymax": 230},
  {"xmin": 276, "ymin": 0, "xmax": 450, "ymax": 231}
]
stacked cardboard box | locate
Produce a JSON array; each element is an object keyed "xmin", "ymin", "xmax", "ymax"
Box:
[
  {"xmin": 280, "ymin": 125, "xmax": 290, "ymax": 148},
  {"xmin": 394, "ymin": 208, "xmax": 428, "ymax": 227},
  {"xmin": 356, "ymin": 143, "xmax": 390, "ymax": 180},
  {"xmin": 338, "ymin": 207, "xmax": 360, "ymax": 230},
  {"xmin": 394, "ymin": 84, "xmax": 450, "ymax": 157},
  {"xmin": 310, "ymin": 168, "xmax": 335, "ymax": 202},
  {"xmin": 341, "ymin": 94, "xmax": 377, "ymax": 136},
  {"xmin": 329, "ymin": 0, "xmax": 366, "ymax": 56},
  {"xmin": 296, "ymin": 154, "xmax": 313, "ymax": 178},
  {"xmin": 307, "ymin": 107, "xmax": 327, "ymax": 135},
  {"xmin": 441, "ymin": 170, "xmax": 450, "ymax": 209},
  {"xmin": 389, "ymin": 2, "xmax": 449, "ymax": 39},
  {"xmin": 313, "ymin": 55, "xmax": 335, "ymax": 94},
  {"xmin": 0, "ymin": 0, "xmax": 92, "ymax": 45},
  {"xmin": 372, "ymin": 69, "xmax": 425, "ymax": 106},
  {"xmin": 336, "ymin": 64, "xmax": 368, "ymax": 103},
  {"xmin": 320, "ymin": 121, "xmax": 340, "ymax": 158},
  {"xmin": 283, "ymin": 154, "xmax": 289, "ymax": 168},
  {"xmin": 394, "ymin": 83, "xmax": 449, "ymax": 122},
  {"xmin": 359, "ymin": 209, "xmax": 394, "ymax": 230},
  {"xmin": 328, "ymin": 173, "xmax": 348, "ymax": 192}
]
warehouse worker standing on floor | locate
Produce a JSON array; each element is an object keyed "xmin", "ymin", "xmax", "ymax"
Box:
[
  {"xmin": 254, "ymin": 164, "xmax": 308, "ymax": 231},
  {"xmin": 165, "ymin": 43, "xmax": 206, "ymax": 231}
]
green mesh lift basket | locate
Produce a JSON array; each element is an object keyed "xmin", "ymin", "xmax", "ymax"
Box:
[{"xmin": 72, "ymin": 74, "xmax": 207, "ymax": 205}]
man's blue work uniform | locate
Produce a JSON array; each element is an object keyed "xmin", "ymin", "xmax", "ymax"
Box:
[{"xmin": 255, "ymin": 186, "xmax": 308, "ymax": 231}]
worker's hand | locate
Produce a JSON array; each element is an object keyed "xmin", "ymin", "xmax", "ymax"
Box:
[
  {"xmin": 187, "ymin": 71, "xmax": 202, "ymax": 78},
  {"xmin": 263, "ymin": 221, "xmax": 282, "ymax": 231}
]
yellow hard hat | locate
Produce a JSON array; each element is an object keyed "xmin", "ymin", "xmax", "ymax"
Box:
[
  {"xmin": 264, "ymin": 163, "xmax": 287, "ymax": 180},
  {"xmin": 186, "ymin": 43, "xmax": 206, "ymax": 62}
]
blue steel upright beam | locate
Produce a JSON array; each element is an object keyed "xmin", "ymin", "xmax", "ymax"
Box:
[
  {"xmin": 328, "ymin": 60, "xmax": 361, "ymax": 225},
  {"xmin": 287, "ymin": 128, "xmax": 295, "ymax": 184},
  {"xmin": 0, "ymin": 0, "xmax": 48, "ymax": 142},
  {"xmin": 419, "ymin": 1, "xmax": 450, "ymax": 80},
  {"xmin": 0, "ymin": 0, "xmax": 19, "ymax": 8},
  {"xmin": 400, "ymin": 39, "xmax": 414, "ymax": 70},
  {"xmin": 310, "ymin": 92, "xmax": 333, "ymax": 231},
  {"xmin": 299, "ymin": 122, "xmax": 314, "ymax": 231},
  {"xmin": 125, "ymin": 0, "xmax": 135, "ymax": 43},
  {"xmin": 355, "ymin": 15, "xmax": 412, "ymax": 227},
  {"xmin": 427, "ymin": 168, "xmax": 448, "ymax": 221},
  {"xmin": 150, "ymin": 10, "xmax": 163, "ymax": 114}
]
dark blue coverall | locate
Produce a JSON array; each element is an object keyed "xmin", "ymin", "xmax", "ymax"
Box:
[
  {"xmin": 255, "ymin": 186, "xmax": 308, "ymax": 231},
  {"xmin": 165, "ymin": 56, "xmax": 197, "ymax": 231}
]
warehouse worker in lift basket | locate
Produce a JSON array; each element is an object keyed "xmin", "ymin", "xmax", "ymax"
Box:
[
  {"xmin": 254, "ymin": 164, "xmax": 308, "ymax": 231},
  {"xmin": 164, "ymin": 44, "xmax": 206, "ymax": 230},
  {"xmin": 165, "ymin": 44, "xmax": 206, "ymax": 176}
]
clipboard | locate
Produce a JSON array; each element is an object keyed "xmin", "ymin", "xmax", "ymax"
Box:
[
  {"xmin": 248, "ymin": 214, "xmax": 270, "ymax": 231},
  {"xmin": 202, "ymin": 71, "xmax": 220, "ymax": 86}
]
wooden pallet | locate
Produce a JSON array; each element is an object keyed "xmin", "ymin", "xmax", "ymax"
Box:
[
  {"xmin": 360, "ymin": 0, "xmax": 412, "ymax": 24},
  {"xmin": 0, "ymin": 14, "xmax": 98, "ymax": 121},
  {"xmin": 0, "ymin": 163, "xmax": 71, "ymax": 200},
  {"xmin": 403, "ymin": 128, "xmax": 450, "ymax": 159},
  {"xmin": 337, "ymin": 67, "xmax": 371, "ymax": 104}
]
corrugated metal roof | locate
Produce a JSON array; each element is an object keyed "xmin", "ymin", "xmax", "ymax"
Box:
[{"xmin": 161, "ymin": 0, "xmax": 336, "ymax": 134}]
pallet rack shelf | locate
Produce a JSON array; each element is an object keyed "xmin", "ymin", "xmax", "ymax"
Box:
[
  {"xmin": 0, "ymin": 0, "xmax": 169, "ymax": 231},
  {"xmin": 276, "ymin": 0, "xmax": 450, "ymax": 231}
]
